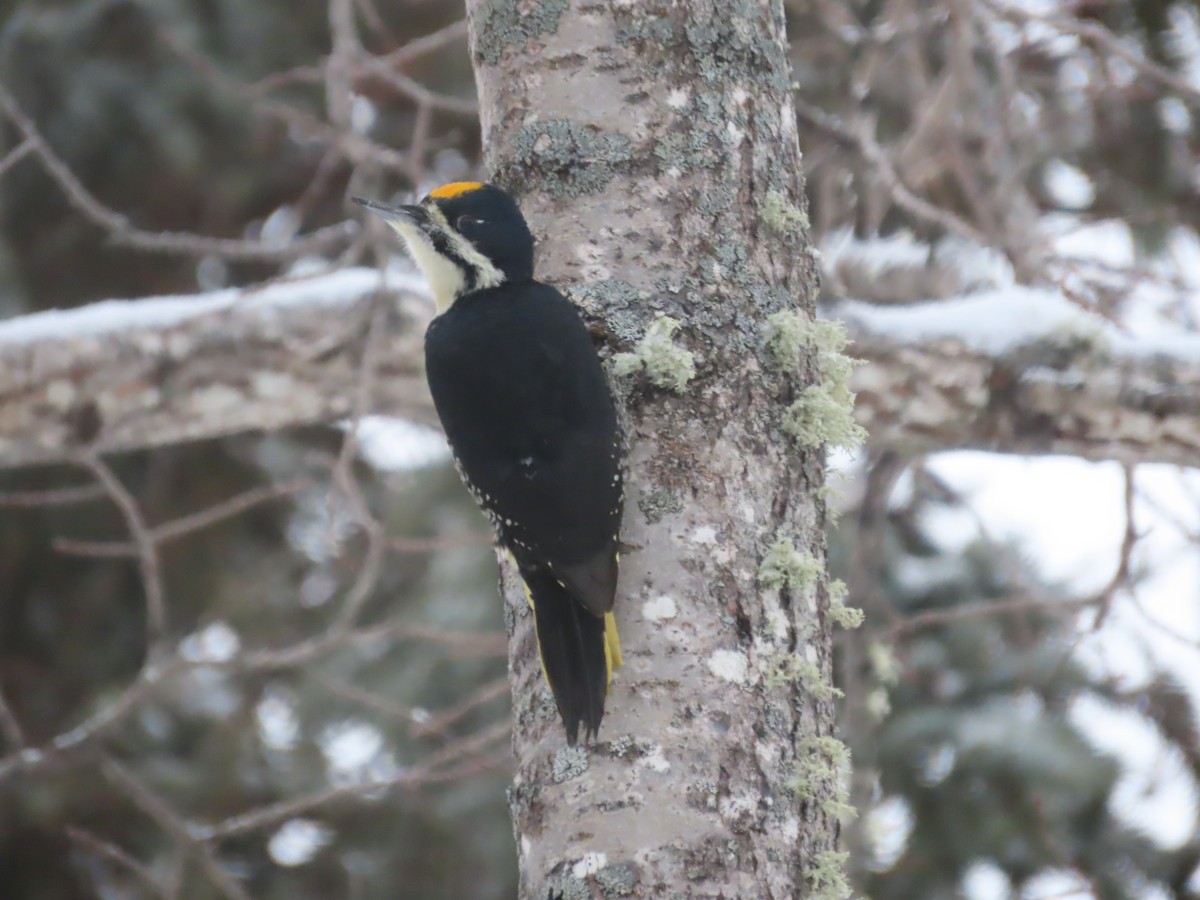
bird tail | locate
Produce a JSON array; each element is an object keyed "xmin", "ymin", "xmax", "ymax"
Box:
[{"xmin": 521, "ymin": 568, "xmax": 621, "ymax": 744}]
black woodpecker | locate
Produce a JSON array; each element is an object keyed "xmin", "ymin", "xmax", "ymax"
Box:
[{"xmin": 353, "ymin": 182, "xmax": 623, "ymax": 744}]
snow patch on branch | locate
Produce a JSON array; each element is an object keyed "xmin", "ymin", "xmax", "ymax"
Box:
[
  {"xmin": 0, "ymin": 266, "xmax": 429, "ymax": 347},
  {"xmin": 837, "ymin": 288, "xmax": 1200, "ymax": 362}
]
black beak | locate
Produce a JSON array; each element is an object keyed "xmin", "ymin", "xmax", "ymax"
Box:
[{"xmin": 351, "ymin": 196, "xmax": 427, "ymax": 225}]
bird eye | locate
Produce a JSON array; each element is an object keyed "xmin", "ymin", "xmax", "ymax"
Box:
[{"xmin": 456, "ymin": 215, "xmax": 483, "ymax": 231}]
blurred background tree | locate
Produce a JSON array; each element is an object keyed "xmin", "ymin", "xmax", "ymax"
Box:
[{"xmin": 1, "ymin": 0, "xmax": 1199, "ymax": 897}]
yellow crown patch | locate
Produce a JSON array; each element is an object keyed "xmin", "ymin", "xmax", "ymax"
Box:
[{"xmin": 428, "ymin": 181, "xmax": 484, "ymax": 200}]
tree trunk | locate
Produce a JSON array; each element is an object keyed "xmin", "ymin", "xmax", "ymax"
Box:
[{"xmin": 466, "ymin": 2, "xmax": 845, "ymax": 896}]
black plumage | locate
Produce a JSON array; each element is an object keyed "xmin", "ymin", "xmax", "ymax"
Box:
[{"xmin": 354, "ymin": 183, "xmax": 623, "ymax": 743}]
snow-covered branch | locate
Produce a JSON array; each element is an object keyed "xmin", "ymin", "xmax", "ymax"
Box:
[
  {"xmin": 6, "ymin": 270, "xmax": 1200, "ymax": 469},
  {"xmin": 841, "ymin": 289, "xmax": 1200, "ymax": 467},
  {"xmin": 0, "ymin": 267, "xmax": 435, "ymax": 469}
]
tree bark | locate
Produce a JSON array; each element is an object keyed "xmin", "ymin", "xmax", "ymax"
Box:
[{"xmin": 467, "ymin": 1, "xmax": 839, "ymax": 897}]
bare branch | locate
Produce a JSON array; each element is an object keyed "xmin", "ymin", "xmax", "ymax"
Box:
[
  {"xmin": 842, "ymin": 294, "xmax": 1200, "ymax": 468},
  {"xmin": 0, "ymin": 268, "xmax": 434, "ymax": 470},
  {"xmin": 77, "ymin": 452, "xmax": 169, "ymax": 650},
  {"xmin": 0, "ymin": 85, "xmax": 358, "ymax": 261},
  {"xmin": 65, "ymin": 826, "xmax": 171, "ymax": 899},
  {"xmin": 103, "ymin": 757, "xmax": 253, "ymax": 900}
]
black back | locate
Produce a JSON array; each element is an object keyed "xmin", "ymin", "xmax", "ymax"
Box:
[{"xmin": 424, "ymin": 280, "xmax": 622, "ymax": 611}]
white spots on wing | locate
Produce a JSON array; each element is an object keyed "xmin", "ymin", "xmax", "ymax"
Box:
[
  {"xmin": 519, "ymin": 456, "xmax": 533, "ymax": 467},
  {"xmin": 709, "ymin": 649, "xmax": 749, "ymax": 684},
  {"xmin": 572, "ymin": 852, "xmax": 608, "ymax": 879},
  {"xmin": 691, "ymin": 525, "xmax": 717, "ymax": 545},
  {"xmin": 642, "ymin": 594, "xmax": 678, "ymax": 622}
]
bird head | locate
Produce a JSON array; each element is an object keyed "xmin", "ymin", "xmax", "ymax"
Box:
[{"xmin": 354, "ymin": 182, "xmax": 534, "ymax": 311}]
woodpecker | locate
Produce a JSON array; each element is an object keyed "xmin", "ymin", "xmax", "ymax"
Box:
[{"xmin": 354, "ymin": 182, "xmax": 623, "ymax": 744}]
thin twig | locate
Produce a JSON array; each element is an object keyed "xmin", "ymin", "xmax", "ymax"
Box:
[
  {"xmin": 66, "ymin": 826, "xmax": 170, "ymax": 899},
  {"xmin": 0, "ymin": 84, "xmax": 357, "ymax": 260},
  {"xmin": 78, "ymin": 453, "xmax": 168, "ymax": 653},
  {"xmin": 104, "ymin": 757, "xmax": 253, "ymax": 900}
]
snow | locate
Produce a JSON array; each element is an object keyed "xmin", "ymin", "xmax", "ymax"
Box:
[
  {"xmin": 179, "ymin": 621, "xmax": 241, "ymax": 663},
  {"xmin": 926, "ymin": 452, "xmax": 1200, "ymax": 855},
  {"xmin": 318, "ymin": 719, "xmax": 402, "ymax": 789},
  {"xmin": 840, "ymin": 282, "xmax": 1200, "ymax": 362},
  {"xmin": 257, "ymin": 688, "xmax": 300, "ymax": 751},
  {"xmin": 268, "ymin": 819, "xmax": 332, "ymax": 867},
  {"xmin": 1043, "ymin": 160, "xmax": 1095, "ymax": 209},
  {"xmin": 352, "ymin": 417, "xmax": 449, "ymax": 472},
  {"xmin": 0, "ymin": 265, "xmax": 429, "ymax": 347}
]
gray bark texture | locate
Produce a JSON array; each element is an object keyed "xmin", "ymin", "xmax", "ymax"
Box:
[{"xmin": 466, "ymin": 1, "xmax": 838, "ymax": 897}]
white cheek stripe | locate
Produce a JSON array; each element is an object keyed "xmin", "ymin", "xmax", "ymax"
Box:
[
  {"xmin": 389, "ymin": 221, "xmax": 465, "ymax": 313},
  {"xmin": 389, "ymin": 205, "xmax": 505, "ymax": 313}
]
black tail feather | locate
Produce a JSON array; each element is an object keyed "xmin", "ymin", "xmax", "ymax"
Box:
[{"xmin": 522, "ymin": 566, "xmax": 608, "ymax": 744}]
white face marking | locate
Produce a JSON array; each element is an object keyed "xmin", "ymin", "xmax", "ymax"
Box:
[{"xmin": 387, "ymin": 203, "xmax": 505, "ymax": 313}]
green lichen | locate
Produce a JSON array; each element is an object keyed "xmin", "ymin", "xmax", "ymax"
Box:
[
  {"xmin": 758, "ymin": 538, "xmax": 821, "ymax": 593},
  {"xmin": 569, "ymin": 279, "xmax": 644, "ymax": 344},
  {"xmin": 765, "ymin": 311, "xmax": 866, "ymax": 451},
  {"xmin": 765, "ymin": 655, "xmax": 842, "ymax": 702},
  {"xmin": 869, "ymin": 641, "xmax": 900, "ymax": 685},
  {"xmin": 544, "ymin": 874, "xmax": 590, "ymax": 900},
  {"xmin": 608, "ymin": 734, "xmax": 634, "ymax": 758},
  {"xmin": 788, "ymin": 738, "xmax": 855, "ymax": 826},
  {"xmin": 867, "ymin": 686, "xmax": 892, "ymax": 720},
  {"xmin": 473, "ymin": 0, "xmax": 569, "ymax": 66},
  {"xmin": 594, "ymin": 864, "xmax": 637, "ymax": 896},
  {"xmin": 827, "ymin": 580, "xmax": 864, "ymax": 630},
  {"xmin": 639, "ymin": 486, "xmax": 683, "ymax": 523},
  {"xmin": 615, "ymin": 13, "xmax": 675, "ymax": 47},
  {"xmin": 763, "ymin": 311, "xmax": 851, "ymax": 371},
  {"xmin": 509, "ymin": 120, "xmax": 631, "ymax": 198},
  {"xmin": 808, "ymin": 850, "xmax": 853, "ymax": 899},
  {"xmin": 611, "ymin": 316, "xmax": 695, "ymax": 393},
  {"xmin": 552, "ymin": 745, "xmax": 588, "ymax": 783},
  {"xmin": 782, "ymin": 384, "xmax": 866, "ymax": 451},
  {"xmin": 761, "ymin": 189, "xmax": 809, "ymax": 238}
]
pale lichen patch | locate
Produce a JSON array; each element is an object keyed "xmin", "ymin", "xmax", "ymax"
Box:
[
  {"xmin": 708, "ymin": 649, "xmax": 749, "ymax": 684},
  {"xmin": 637, "ymin": 743, "xmax": 670, "ymax": 773},
  {"xmin": 642, "ymin": 594, "xmax": 678, "ymax": 622},
  {"xmin": 690, "ymin": 525, "xmax": 717, "ymax": 544},
  {"xmin": 572, "ymin": 852, "xmax": 607, "ymax": 878},
  {"xmin": 552, "ymin": 745, "xmax": 589, "ymax": 783}
]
